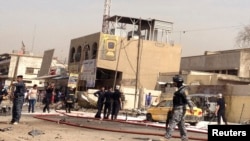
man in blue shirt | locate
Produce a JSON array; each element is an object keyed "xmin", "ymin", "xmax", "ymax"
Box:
[
  {"xmin": 145, "ymin": 92, "xmax": 152, "ymax": 107},
  {"xmin": 10, "ymin": 75, "xmax": 26, "ymax": 125}
]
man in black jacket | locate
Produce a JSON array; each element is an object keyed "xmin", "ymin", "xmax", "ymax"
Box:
[
  {"xmin": 94, "ymin": 86, "xmax": 105, "ymax": 118},
  {"xmin": 103, "ymin": 86, "xmax": 113, "ymax": 119},
  {"xmin": 111, "ymin": 85, "xmax": 122, "ymax": 120}
]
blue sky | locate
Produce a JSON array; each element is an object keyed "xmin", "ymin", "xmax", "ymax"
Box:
[{"xmin": 1, "ymin": 0, "xmax": 250, "ymax": 61}]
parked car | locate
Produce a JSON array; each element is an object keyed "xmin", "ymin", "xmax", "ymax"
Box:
[
  {"xmin": 188, "ymin": 94, "xmax": 218, "ymax": 121},
  {"xmin": 146, "ymin": 97, "xmax": 203, "ymax": 125}
]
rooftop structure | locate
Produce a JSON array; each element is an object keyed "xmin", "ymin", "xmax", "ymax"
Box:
[{"xmin": 106, "ymin": 15, "xmax": 174, "ymax": 44}]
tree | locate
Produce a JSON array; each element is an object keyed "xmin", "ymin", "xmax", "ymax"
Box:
[{"xmin": 236, "ymin": 24, "xmax": 250, "ymax": 48}]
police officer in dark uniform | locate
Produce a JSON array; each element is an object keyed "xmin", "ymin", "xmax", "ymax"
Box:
[
  {"xmin": 65, "ymin": 87, "xmax": 76, "ymax": 113},
  {"xmin": 94, "ymin": 86, "xmax": 105, "ymax": 118},
  {"xmin": 165, "ymin": 75, "xmax": 193, "ymax": 141},
  {"xmin": 111, "ymin": 85, "xmax": 122, "ymax": 120},
  {"xmin": 103, "ymin": 86, "xmax": 113, "ymax": 119},
  {"xmin": 10, "ymin": 75, "xmax": 26, "ymax": 125}
]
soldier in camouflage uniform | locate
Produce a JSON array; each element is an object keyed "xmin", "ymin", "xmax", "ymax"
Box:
[{"xmin": 165, "ymin": 75, "xmax": 193, "ymax": 141}]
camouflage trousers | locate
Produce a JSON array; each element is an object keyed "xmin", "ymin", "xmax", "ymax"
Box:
[{"xmin": 165, "ymin": 107, "xmax": 188, "ymax": 141}]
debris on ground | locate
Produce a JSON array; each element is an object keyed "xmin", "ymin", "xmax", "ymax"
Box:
[
  {"xmin": 0, "ymin": 127, "xmax": 12, "ymax": 132},
  {"xmin": 87, "ymin": 119, "xmax": 93, "ymax": 122},
  {"xmin": 76, "ymin": 92, "xmax": 97, "ymax": 109},
  {"xmin": 55, "ymin": 133, "xmax": 62, "ymax": 139},
  {"xmin": 57, "ymin": 117, "xmax": 66, "ymax": 124},
  {"xmin": 28, "ymin": 129, "xmax": 45, "ymax": 137}
]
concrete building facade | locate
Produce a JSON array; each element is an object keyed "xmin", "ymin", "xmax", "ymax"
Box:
[
  {"xmin": 68, "ymin": 16, "xmax": 182, "ymax": 91},
  {"xmin": 181, "ymin": 48, "xmax": 250, "ymax": 78},
  {"xmin": 156, "ymin": 47, "xmax": 250, "ymax": 123}
]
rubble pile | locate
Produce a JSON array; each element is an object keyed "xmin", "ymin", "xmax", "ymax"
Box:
[{"xmin": 76, "ymin": 91, "xmax": 97, "ymax": 109}]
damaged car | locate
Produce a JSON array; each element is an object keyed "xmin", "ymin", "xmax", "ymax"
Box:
[{"xmin": 146, "ymin": 97, "xmax": 203, "ymax": 125}]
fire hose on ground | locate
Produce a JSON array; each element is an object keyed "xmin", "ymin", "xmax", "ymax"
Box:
[{"xmin": 33, "ymin": 110, "xmax": 208, "ymax": 141}]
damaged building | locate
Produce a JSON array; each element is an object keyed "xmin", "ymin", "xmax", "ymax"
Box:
[{"xmin": 68, "ymin": 15, "xmax": 182, "ymax": 109}]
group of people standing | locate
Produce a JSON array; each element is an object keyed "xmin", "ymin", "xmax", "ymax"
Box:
[
  {"xmin": 94, "ymin": 85, "xmax": 122, "ymax": 120},
  {"xmin": 42, "ymin": 82, "xmax": 76, "ymax": 113},
  {"xmin": 8, "ymin": 75, "xmax": 75, "ymax": 124},
  {"xmin": 8, "ymin": 74, "xmax": 228, "ymax": 141}
]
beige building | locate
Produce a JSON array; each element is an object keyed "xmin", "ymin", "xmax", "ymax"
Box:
[
  {"xmin": 68, "ymin": 15, "xmax": 182, "ymax": 91},
  {"xmin": 181, "ymin": 48, "xmax": 250, "ymax": 78},
  {"xmin": 158, "ymin": 70, "xmax": 250, "ymax": 87},
  {"xmin": 157, "ymin": 48, "xmax": 250, "ymax": 123},
  {"xmin": 158, "ymin": 73, "xmax": 250, "ymax": 123},
  {"xmin": 178, "ymin": 48, "xmax": 250, "ymax": 123}
]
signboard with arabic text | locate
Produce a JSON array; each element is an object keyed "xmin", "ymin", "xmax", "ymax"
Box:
[{"xmin": 82, "ymin": 59, "xmax": 96, "ymax": 88}]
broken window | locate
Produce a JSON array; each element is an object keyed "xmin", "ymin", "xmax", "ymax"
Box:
[
  {"xmin": 228, "ymin": 69, "xmax": 238, "ymax": 76},
  {"xmin": 84, "ymin": 44, "xmax": 90, "ymax": 60},
  {"xmin": 26, "ymin": 67, "xmax": 39, "ymax": 75},
  {"xmin": 75, "ymin": 46, "xmax": 82, "ymax": 62},
  {"xmin": 92, "ymin": 42, "xmax": 98, "ymax": 59},
  {"xmin": 70, "ymin": 47, "xmax": 75, "ymax": 63}
]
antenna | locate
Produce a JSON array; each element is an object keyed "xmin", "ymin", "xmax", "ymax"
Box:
[
  {"xmin": 19, "ymin": 41, "xmax": 25, "ymax": 55},
  {"xmin": 31, "ymin": 24, "xmax": 36, "ymax": 53},
  {"xmin": 102, "ymin": 0, "xmax": 111, "ymax": 34}
]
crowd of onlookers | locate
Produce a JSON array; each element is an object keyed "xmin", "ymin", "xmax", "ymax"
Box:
[
  {"xmin": 1, "ymin": 79, "xmax": 128, "ymax": 122},
  {"xmin": 0, "ymin": 82, "xmax": 73, "ymax": 114}
]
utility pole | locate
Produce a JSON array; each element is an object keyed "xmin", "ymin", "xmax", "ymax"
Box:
[
  {"xmin": 113, "ymin": 39, "xmax": 123, "ymax": 90},
  {"xmin": 134, "ymin": 18, "xmax": 141, "ymax": 109},
  {"xmin": 31, "ymin": 24, "xmax": 36, "ymax": 52},
  {"xmin": 10, "ymin": 51, "xmax": 22, "ymax": 99}
]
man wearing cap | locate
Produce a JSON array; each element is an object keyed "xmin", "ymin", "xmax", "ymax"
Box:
[
  {"xmin": 10, "ymin": 75, "xmax": 26, "ymax": 125},
  {"xmin": 215, "ymin": 93, "xmax": 228, "ymax": 125},
  {"xmin": 165, "ymin": 75, "xmax": 193, "ymax": 141}
]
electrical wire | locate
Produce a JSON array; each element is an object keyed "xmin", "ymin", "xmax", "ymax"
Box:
[{"xmin": 173, "ymin": 25, "xmax": 243, "ymax": 33}]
